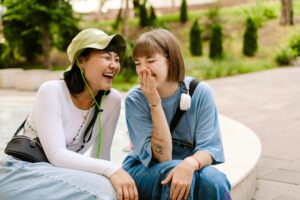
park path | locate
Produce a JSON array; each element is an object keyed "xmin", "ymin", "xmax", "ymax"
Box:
[{"xmin": 207, "ymin": 67, "xmax": 300, "ymax": 200}]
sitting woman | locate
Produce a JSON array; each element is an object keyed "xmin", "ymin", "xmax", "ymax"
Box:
[
  {"xmin": 0, "ymin": 28, "xmax": 138, "ymax": 200},
  {"xmin": 123, "ymin": 28, "xmax": 231, "ymax": 200}
]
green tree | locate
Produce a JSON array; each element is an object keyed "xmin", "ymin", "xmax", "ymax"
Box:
[
  {"xmin": 180, "ymin": 0, "xmax": 188, "ymax": 23},
  {"xmin": 190, "ymin": 19, "xmax": 202, "ymax": 56},
  {"xmin": 243, "ymin": 18, "xmax": 258, "ymax": 57},
  {"xmin": 2, "ymin": 0, "xmax": 79, "ymax": 69},
  {"xmin": 209, "ymin": 24, "xmax": 223, "ymax": 59},
  {"xmin": 149, "ymin": 5, "xmax": 157, "ymax": 26},
  {"xmin": 139, "ymin": 1, "xmax": 148, "ymax": 27}
]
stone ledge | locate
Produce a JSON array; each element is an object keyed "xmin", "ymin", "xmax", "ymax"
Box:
[
  {"xmin": 0, "ymin": 69, "xmax": 63, "ymax": 90},
  {"xmin": 215, "ymin": 115, "xmax": 261, "ymax": 200}
]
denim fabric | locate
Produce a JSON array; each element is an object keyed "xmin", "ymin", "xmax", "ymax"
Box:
[
  {"xmin": 123, "ymin": 158, "xmax": 231, "ymax": 200},
  {"xmin": 0, "ymin": 156, "xmax": 117, "ymax": 200}
]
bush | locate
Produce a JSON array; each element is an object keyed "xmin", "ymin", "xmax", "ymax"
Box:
[
  {"xmin": 149, "ymin": 5, "xmax": 157, "ymax": 26},
  {"xmin": 275, "ymin": 48, "xmax": 296, "ymax": 66},
  {"xmin": 209, "ymin": 24, "xmax": 223, "ymax": 59},
  {"xmin": 120, "ymin": 41, "xmax": 136, "ymax": 82},
  {"xmin": 139, "ymin": 3, "xmax": 148, "ymax": 27},
  {"xmin": 262, "ymin": 7, "xmax": 277, "ymax": 20},
  {"xmin": 180, "ymin": 0, "xmax": 188, "ymax": 23},
  {"xmin": 243, "ymin": 18, "xmax": 258, "ymax": 57},
  {"xmin": 289, "ymin": 33, "xmax": 300, "ymax": 56},
  {"xmin": 189, "ymin": 19, "xmax": 202, "ymax": 56},
  {"xmin": 203, "ymin": 6, "xmax": 220, "ymax": 41},
  {"xmin": 0, "ymin": 42, "xmax": 21, "ymax": 68}
]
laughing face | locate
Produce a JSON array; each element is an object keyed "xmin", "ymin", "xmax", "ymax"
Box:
[
  {"xmin": 134, "ymin": 53, "xmax": 169, "ymax": 89},
  {"xmin": 81, "ymin": 50, "xmax": 120, "ymax": 91}
]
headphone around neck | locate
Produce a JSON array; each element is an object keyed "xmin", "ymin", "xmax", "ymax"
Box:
[{"xmin": 179, "ymin": 81, "xmax": 191, "ymax": 111}]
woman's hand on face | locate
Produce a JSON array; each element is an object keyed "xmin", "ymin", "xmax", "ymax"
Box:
[
  {"xmin": 109, "ymin": 168, "xmax": 138, "ymax": 200},
  {"xmin": 161, "ymin": 159, "xmax": 197, "ymax": 200},
  {"xmin": 139, "ymin": 68, "xmax": 160, "ymax": 106}
]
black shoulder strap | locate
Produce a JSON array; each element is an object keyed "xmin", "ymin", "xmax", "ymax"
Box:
[
  {"xmin": 76, "ymin": 90, "xmax": 106, "ymax": 152},
  {"xmin": 13, "ymin": 118, "xmax": 27, "ymax": 137},
  {"xmin": 170, "ymin": 79, "xmax": 200, "ymax": 133}
]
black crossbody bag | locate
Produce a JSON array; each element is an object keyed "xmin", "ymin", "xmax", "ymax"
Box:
[{"xmin": 4, "ymin": 91, "xmax": 105, "ymax": 163}]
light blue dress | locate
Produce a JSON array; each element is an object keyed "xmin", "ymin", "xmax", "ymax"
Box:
[
  {"xmin": 123, "ymin": 77, "xmax": 231, "ymax": 200},
  {"xmin": 0, "ymin": 156, "xmax": 116, "ymax": 200},
  {"xmin": 0, "ymin": 80, "xmax": 121, "ymax": 200}
]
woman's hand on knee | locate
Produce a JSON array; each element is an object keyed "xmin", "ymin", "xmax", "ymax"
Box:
[
  {"xmin": 161, "ymin": 159, "xmax": 196, "ymax": 200},
  {"xmin": 110, "ymin": 168, "xmax": 138, "ymax": 200}
]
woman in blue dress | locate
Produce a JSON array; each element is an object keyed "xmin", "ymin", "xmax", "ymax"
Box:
[{"xmin": 123, "ymin": 28, "xmax": 231, "ymax": 200}]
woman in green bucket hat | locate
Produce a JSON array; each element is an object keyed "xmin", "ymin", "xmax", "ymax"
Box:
[{"xmin": 0, "ymin": 28, "xmax": 138, "ymax": 200}]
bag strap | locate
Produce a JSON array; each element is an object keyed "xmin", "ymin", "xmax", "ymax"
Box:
[
  {"xmin": 13, "ymin": 119, "xmax": 27, "ymax": 137},
  {"xmin": 170, "ymin": 79, "xmax": 200, "ymax": 133}
]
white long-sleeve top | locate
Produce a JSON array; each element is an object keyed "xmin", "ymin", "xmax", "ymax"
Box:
[{"xmin": 23, "ymin": 80, "xmax": 121, "ymax": 177}]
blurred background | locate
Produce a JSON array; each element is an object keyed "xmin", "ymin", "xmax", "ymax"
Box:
[{"xmin": 0, "ymin": 0, "xmax": 299, "ymax": 91}]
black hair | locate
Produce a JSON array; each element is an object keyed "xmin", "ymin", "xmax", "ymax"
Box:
[{"xmin": 63, "ymin": 41, "xmax": 120, "ymax": 95}]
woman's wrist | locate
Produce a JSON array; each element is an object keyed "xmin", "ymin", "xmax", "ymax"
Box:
[
  {"xmin": 149, "ymin": 102, "xmax": 161, "ymax": 109},
  {"xmin": 184, "ymin": 156, "xmax": 199, "ymax": 171},
  {"xmin": 190, "ymin": 155, "xmax": 201, "ymax": 170}
]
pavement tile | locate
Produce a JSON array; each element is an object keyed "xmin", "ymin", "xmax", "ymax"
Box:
[
  {"xmin": 253, "ymin": 179, "xmax": 296, "ymax": 200},
  {"xmin": 281, "ymin": 159, "xmax": 300, "ymax": 173},
  {"xmin": 272, "ymin": 184, "xmax": 300, "ymax": 200},
  {"xmin": 263, "ymin": 169, "xmax": 300, "ymax": 185},
  {"xmin": 265, "ymin": 145, "xmax": 300, "ymax": 161},
  {"xmin": 257, "ymin": 157, "xmax": 289, "ymax": 170}
]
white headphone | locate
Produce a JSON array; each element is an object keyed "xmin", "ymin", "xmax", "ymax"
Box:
[{"xmin": 179, "ymin": 82, "xmax": 191, "ymax": 111}]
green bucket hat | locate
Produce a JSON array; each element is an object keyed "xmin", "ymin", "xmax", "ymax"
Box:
[{"xmin": 67, "ymin": 28, "xmax": 126, "ymax": 65}]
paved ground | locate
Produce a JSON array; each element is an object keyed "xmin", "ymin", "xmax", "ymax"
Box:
[
  {"xmin": 207, "ymin": 67, "xmax": 300, "ymax": 200},
  {"xmin": 0, "ymin": 67, "xmax": 299, "ymax": 199}
]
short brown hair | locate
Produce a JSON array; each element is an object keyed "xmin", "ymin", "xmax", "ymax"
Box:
[{"xmin": 132, "ymin": 29, "xmax": 185, "ymax": 82}]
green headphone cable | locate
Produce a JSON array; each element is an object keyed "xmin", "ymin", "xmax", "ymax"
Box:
[{"xmin": 77, "ymin": 61, "xmax": 106, "ymax": 158}]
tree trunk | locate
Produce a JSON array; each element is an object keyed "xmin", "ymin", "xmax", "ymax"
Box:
[
  {"xmin": 98, "ymin": 0, "xmax": 107, "ymax": 19},
  {"xmin": 122, "ymin": 0, "xmax": 129, "ymax": 38},
  {"xmin": 171, "ymin": 0, "xmax": 176, "ymax": 12},
  {"xmin": 280, "ymin": 0, "xmax": 293, "ymax": 25},
  {"xmin": 42, "ymin": 23, "xmax": 51, "ymax": 69}
]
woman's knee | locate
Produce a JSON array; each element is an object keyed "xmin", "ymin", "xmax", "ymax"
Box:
[{"xmin": 198, "ymin": 166, "xmax": 231, "ymax": 192}]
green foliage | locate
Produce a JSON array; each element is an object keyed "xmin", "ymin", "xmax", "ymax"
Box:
[
  {"xmin": 139, "ymin": 2, "xmax": 148, "ymax": 27},
  {"xmin": 51, "ymin": 2, "xmax": 80, "ymax": 51},
  {"xmin": 189, "ymin": 19, "xmax": 202, "ymax": 56},
  {"xmin": 243, "ymin": 18, "xmax": 258, "ymax": 57},
  {"xmin": 209, "ymin": 24, "xmax": 223, "ymax": 59},
  {"xmin": 180, "ymin": 0, "xmax": 188, "ymax": 23},
  {"xmin": 0, "ymin": 42, "xmax": 16, "ymax": 68},
  {"xmin": 289, "ymin": 33, "xmax": 300, "ymax": 56},
  {"xmin": 206, "ymin": 6, "xmax": 220, "ymax": 24},
  {"xmin": 262, "ymin": 7, "xmax": 277, "ymax": 19},
  {"xmin": 242, "ymin": 2, "xmax": 277, "ymax": 28},
  {"xmin": 1, "ymin": 0, "xmax": 79, "ymax": 66},
  {"xmin": 203, "ymin": 6, "xmax": 220, "ymax": 40},
  {"xmin": 120, "ymin": 40, "xmax": 137, "ymax": 82},
  {"xmin": 132, "ymin": 0, "xmax": 140, "ymax": 17},
  {"xmin": 112, "ymin": 8, "xmax": 123, "ymax": 30},
  {"xmin": 275, "ymin": 48, "xmax": 296, "ymax": 66},
  {"xmin": 185, "ymin": 55, "xmax": 275, "ymax": 81},
  {"xmin": 149, "ymin": 5, "xmax": 157, "ymax": 26}
]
